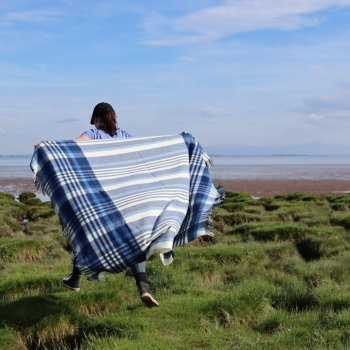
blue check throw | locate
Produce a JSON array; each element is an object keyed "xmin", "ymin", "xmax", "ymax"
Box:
[{"xmin": 31, "ymin": 133, "xmax": 223, "ymax": 279}]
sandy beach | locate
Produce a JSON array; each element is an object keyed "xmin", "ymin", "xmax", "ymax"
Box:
[{"xmin": 1, "ymin": 177, "xmax": 350, "ymax": 197}]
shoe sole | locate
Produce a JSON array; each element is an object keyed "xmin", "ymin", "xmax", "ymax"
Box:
[
  {"xmin": 141, "ymin": 292, "xmax": 159, "ymax": 307},
  {"xmin": 62, "ymin": 281, "xmax": 80, "ymax": 292}
]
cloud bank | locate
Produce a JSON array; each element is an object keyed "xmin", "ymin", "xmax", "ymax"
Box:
[{"xmin": 144, "ymin": 0, "xmax": 350, "ymax": 45}]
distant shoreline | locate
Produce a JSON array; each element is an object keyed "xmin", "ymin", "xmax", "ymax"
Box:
[{"xmin": 1, "ymin": 177, "xmax": 349, "ymax": 198}]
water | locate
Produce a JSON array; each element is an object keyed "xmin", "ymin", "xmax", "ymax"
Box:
[
  {"xmin": 0, "ymin": 155, "xmax": 33, "ymax": 178},
  {"xmin": 1, "ymin": 154, "xmax": 350, "ymax": 181},
  {"xmin": 210, "ymin": 155, "xmax": 350, "ymax": 180}
]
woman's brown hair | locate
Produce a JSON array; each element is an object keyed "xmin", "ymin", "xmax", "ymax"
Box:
[{"xmin": 90, "ymin": 102, "xmax": 118, "ymax": 137}]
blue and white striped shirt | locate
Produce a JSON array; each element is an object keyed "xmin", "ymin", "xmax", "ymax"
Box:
[{"xmin": 82, "ymin": 128, "xmax": 134, "ymax": 139}]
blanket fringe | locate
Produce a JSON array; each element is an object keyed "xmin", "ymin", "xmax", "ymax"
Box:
[
  {"xmin": 31, "ymin": 151, "xmax": 46, "ymax": 194},
  {"xmin": 33, "ymin": 174, "xmax": 41, "ymax": 191},
  {"xmin": 214, "ymin": 184, "xmax": 226, "ymax": 207}
]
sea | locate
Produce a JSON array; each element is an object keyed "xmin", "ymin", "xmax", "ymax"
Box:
[
  {"xmin": 210, "ymin": 155, "xmax": 350, "ymax": 180},
  {"xmin": 1, "ymin": 154, "xmax": 350, "ymax": 180}
]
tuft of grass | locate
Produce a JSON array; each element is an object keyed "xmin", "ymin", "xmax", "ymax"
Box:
[
  {"xmin": 0, "ymin": 326, "xmax": 27, "ymax": 350},
  {"xmin": 0, "ymin": 237, "xmax": 57, "ymax": 263},
  {"xmin": 0, "ymin": 193, "xmax": 25, "ymax": 236},
  {"xmin": 215, "ymin": 211, "xmax": 265, "ymax": 226},
  {"xmin": 254, "ymin": 313, "xmax": 283, "ymax": 334},
  {"xmin": 271, "ymin": 283, "xmax": 319, "ymax": 312},
  {"xmin": 315, "ymin": 284, "xmax": 350, "ymax": 311},
  {"xmin": 18, "ymin": 192, "xmax": 36, "ymax": 204},
  {"xmin": 330, "ymin": 213, "xmax": 350, "ymax": 229},
  {"xmin": 229, "ymin": 222, "xmax": 307, "ymax": 241},
  {"xmin": 296, "ymin": 235, "xmax": 347, "ymax": 261}
]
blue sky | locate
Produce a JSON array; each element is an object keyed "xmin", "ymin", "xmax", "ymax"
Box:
[{"xmin": 1, "ymin": 0, "xmax": 350, "ymax": 154}]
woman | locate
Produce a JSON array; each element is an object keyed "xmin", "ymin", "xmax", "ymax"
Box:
[{"xmin": 62, "ymin": 102, "xmax": 158, "ymax": 308}]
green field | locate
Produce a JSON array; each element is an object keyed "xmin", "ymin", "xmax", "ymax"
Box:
[{"xmin": 1, "ymin": 191, "xmax": 350, "ymax": 349}]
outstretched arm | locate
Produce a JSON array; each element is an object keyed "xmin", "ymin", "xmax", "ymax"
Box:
[{"xmin": 76, "ymin": 134, "xmax": 90, "ymax": 141}]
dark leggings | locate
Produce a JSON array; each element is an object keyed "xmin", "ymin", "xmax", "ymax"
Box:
[{"xmin": 130, "ymin": 261, "xmax": 146, "ymax": 274}]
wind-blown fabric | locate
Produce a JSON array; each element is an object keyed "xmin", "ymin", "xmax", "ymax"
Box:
[{"xmin": 31, "ymin": 133, "xmax": 223, "ymax": 279}]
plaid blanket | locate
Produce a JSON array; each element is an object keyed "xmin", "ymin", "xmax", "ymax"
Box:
[{"xmin": 31, "ymin": 132, "xmax": 223, "ymax": 279}]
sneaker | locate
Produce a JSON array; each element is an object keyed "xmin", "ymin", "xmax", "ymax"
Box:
[
  {"xmin": 138, "ymin": 281, "xmax": 159, "ymax": 307},
  {"xmin": 140, "ymin": 291, "xmax": 159, "ymax": 307},
  {"xmin": 62, "ymin": 273, "xmax": 81, "ymax": 292}
]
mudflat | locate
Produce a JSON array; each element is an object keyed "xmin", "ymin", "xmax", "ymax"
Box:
[
  {"xmin": 1, "ymin": 177, "xmax": 350, "ymax": 197},
  {"xmin": 214, "ymin": 179, "xmax": 350, "ymax": 197}
]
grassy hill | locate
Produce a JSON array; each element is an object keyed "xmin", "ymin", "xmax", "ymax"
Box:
[{"xmin": 1, "ymin": 191, "xmax": 350, "ymax": 349}]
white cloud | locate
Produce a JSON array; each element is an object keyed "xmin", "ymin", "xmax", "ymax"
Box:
[
  {"xmin": 198, "ymin": 106, "xmax": 227, "ymax": 122},
  {"xmin": 201, "ymin": 106, "xmax": 226, "ymax": 116},
  {"xmin": 302, "ymin": 93, "xmax": 350, "ymax": 114},
  {"xmin": 300, "ymin": 92, "xmax": 350, "ymax": 124},
  {"xmin": 177, "ymin": 56, "xmax": 200, "ymax": 62},
  {"xmin": 308, "ymin": 113, "xmax": 326, "ymax": 123},
  {"xmin": 144, "ymin": 0, "xmax": 350, "ymax": 46},
  {"xmin": 144, "ymin": 35, "xmax": 209, "ymax": 46},
  {"xmin": 3, "ymin": 10, "xmax": 64, "ymax": 25}
]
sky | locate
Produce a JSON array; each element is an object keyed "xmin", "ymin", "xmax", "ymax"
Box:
[{"xmin": 0, "ymin": 0, "xmax": 350, "ymax": 154}]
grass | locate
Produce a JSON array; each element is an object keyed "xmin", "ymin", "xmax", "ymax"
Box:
[{"xmin": 1, "ymin": 190, "xmax": 350, "ymax": 349}]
